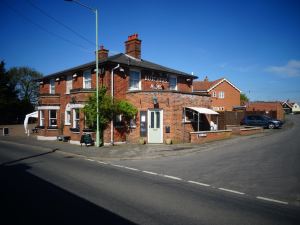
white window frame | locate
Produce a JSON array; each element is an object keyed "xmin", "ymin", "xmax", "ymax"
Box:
[
  {"xmin": 73, "ymin": 108, "xmax": 80, "ymax": 129},
  {"xmin": 49, "ymin": 110, "xmax": 57, "ymax": 127},
  {"xmin": 65, "ymin": 110, "xmax": 71, "ymax": 125},
  {"xmin": 218, "ymin": 91, "xmax": 225, "ymax": 99},
  {"xmin": 169, "ymin": 75, "xmax": 177, "ymax": 90},
  {"xmin": 212, "ymin": 91, "xmax": 217, "ymax": 97},
  {"xmin": 49, "ymin": 79, "xmax": 55, "ymax": 94},
  {"xmin": 39, "ymin": 110, "xmax": 44, "ymax": 126},
  {"xmin": 83, "ymin": 70, "xmax": 92, "ymax": 89},
  {"xmin": 66, "ymin": 75, "xmax": 73, "ymax": 94},
  {"xmin": 129, "ymin": 70, "xmax": 141, "ymax": 90}
]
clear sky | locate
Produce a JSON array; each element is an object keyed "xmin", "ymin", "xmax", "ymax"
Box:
[{"xmin": 1, "ymin": 0, "xmax": 300, "ymax": 103}]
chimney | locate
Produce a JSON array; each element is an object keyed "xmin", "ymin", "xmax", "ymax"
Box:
[
  {"xmin": 97, "ymin": 45, "xmax": 109, "ymax": 60},
  {"xmin": 125, "ymin": 33, "xmax": 141, "ymax": 59}
]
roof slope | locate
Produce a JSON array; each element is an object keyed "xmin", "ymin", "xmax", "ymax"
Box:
[
  {"xmin": 193, "ymin": 77, "xmax": 241, "ymax": 93},
  {"xmin": 42, "ymin": 53, "xmax": 196, "ymax": 80}
]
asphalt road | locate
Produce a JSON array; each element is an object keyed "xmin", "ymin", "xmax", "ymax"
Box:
[
  {"xmin": 118, "ymin": 114, "xmax": 300, "ymax": 206},
  {"xmin": 1, "ymin": 116, "xmax": 300, "ymax": 225}
]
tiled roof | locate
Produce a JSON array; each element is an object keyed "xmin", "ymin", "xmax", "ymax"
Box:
[
  {"xmin": 41, "ymin": 53, "xmax": 197, "ymax": 80},
  {"xmin": 193, "ymin": 78, "xmax": 223, "ymax": 92}
]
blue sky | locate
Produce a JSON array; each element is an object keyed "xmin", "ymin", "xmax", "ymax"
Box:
[{"xmin": 1, "ymin": 0, "xmax": 300, "ymax": 102}]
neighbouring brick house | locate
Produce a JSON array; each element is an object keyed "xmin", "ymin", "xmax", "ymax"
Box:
[
  {"xmin": 246, "ymin": 101, "xmax": 285, "ymax": 121},
  {"xmin": 36, "ymin": 34, "xmax": 214, "ymax": 145},
  {"xmin": 193, "ymin": 77, "xmax": 241, "ymax": 111}
]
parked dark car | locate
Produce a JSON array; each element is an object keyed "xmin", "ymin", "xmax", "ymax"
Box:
[{"xmin": 240, "ymin": 115, "xmax": 283, "ymax": 129}]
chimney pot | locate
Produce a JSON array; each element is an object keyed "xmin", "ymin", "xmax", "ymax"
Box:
[
  {"xmin": 97, "ymin": 45, "xmax": 109, "ymax": 60},
  {"xmin": 125, "ymin": 33, "xmax": 141, "ymax": 59}
]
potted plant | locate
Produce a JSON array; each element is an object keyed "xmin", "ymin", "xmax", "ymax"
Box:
[
  {"xmin": 165, "ymin": 138, "xmax": 172, "ymax": 145},
  {"xmin": 139, "ymin": 137, "xmax": 146, "ymax": 145}
]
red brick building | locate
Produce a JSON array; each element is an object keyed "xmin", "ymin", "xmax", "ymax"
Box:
[
  {"xmin": 193, "ymin": 77, "xmax": 241, "ymax": 111},
  {"xmin": 246, "ymin": 101, "xmax": 285, "ymax": 121},
  {"xmin": 36, "ymin": 34, "xmax": 214, "ymax": 144}
]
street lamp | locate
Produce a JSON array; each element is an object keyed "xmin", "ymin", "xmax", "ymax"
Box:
[{"xmin": 65, "ymin": 0, "xmax": 100, "ymax": 147}]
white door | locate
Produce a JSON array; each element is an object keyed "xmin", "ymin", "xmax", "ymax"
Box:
[{"xmin": 148, "ymin": 109, "xmax": 163, "ymax": 143}]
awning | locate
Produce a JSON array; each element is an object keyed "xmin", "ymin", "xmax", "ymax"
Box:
[
  {"xmin": 24, "ymin": 111, "xmax": 38, "ymax": 134},
  {"xmin": 185, "ymin": 107, "xmax": 219, "ymax": 115}
]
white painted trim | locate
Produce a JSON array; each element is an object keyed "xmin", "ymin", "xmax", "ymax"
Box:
[
  {"xmin": 37, "ymin": 136, "xmax": 57, "ymax": 141},
  {"xmin": 69, "ymin": 103, "xmax": 85, "ymax": 109},
  {"xmin": 37, "ymin": 106, "xmax": 60, "ymax": 110},
  {"xmin": 208, "ymin": 78, "xmax": 241, "ymax": 93}
]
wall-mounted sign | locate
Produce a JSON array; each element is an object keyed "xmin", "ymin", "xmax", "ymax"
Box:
[
  {"xmin": 145, "ymin": 73, "xmax": 169, "ymax": 83},
  {"xmin": 150, "ymin": 83, "xmax": 164, "ymax": 90}
]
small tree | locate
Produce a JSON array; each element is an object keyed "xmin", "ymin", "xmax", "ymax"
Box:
[
  {"xmin": 240, "ymin": 93, "xmax": 249, "ymax": 106},
  {"xmin": 82, "ymin": 87, "xmax": 137, "ymax": 145}
]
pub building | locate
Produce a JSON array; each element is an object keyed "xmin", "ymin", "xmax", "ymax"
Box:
[{"xmin": 36, "ymin": 34, "xmax": 217, "ymax": 145}]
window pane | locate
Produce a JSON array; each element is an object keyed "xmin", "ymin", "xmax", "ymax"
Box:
[
  {"xmin": 169, "ymin": 76, "xmax": 177, "ymax": 90},
  {"xmin": 83, "ymin": 70, "xmax": 91, "ymax": 89},
  {"xmin": 49, "ymin": 110, "xmax": 57, "ymax": 126},
  {"xmin": 129, "ymin": 71, "xmax": 140, "ymax": 90},
  {"xmin": 150, "ymin": 112, "xmax": 154, "ymax": 128},
  {"xmin": 66, "ymin": 75, "xmax": 72, "ymax": 94},
  {"xmin": 50, "ymin": 79, "xmax": 55, "ymax": 94},
  {"xmin": 156, "ymin": 111, "xmax": 160, "ymax": 128}
]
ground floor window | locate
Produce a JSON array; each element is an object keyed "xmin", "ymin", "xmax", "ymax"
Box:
[
  {"xmin": 65, "ymin": 110, "xmax": 71, "ymax": 125},
  {"xmin": 49, "ymin": 110, "xmax": 57, "ymax": 127},
  {"xmin": 73, "ymin": 108, "xmax": 80, "ymax": 129},
  {"xmin": 39, "ymin": 110, "xmax": 44, "ymax": 126}
]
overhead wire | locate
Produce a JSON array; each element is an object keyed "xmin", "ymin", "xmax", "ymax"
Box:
[
  {"xmin": 3, "ymin": 0, "xmax": 92, "ymax": 53},
  {"xmin": 26, "ymin": 0, "xmax": 95, "ymax": 47}
]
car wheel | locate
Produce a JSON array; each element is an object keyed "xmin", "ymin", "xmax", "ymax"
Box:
[{"xmin": 268, "ymin": 123, "xmax": 275, "ymax": 129}]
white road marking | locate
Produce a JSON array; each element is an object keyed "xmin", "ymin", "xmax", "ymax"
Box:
[
  {"xmin": 85, "ymin": 159, "xmax": 95, "ymax": 162},
  {"xmin": 188, "ymin": 180, "xmax": 211, "ymax": 187},
  {"xmin": 218, "ymin": 188, "xmax": 245, "ymax": 195},
  {"xmin": 123, "ymin": 166, "xmax": 140, "ymax": 171},
  {"xmin": 162, "ymin": 175, "xmax": 183, "ymax": 181},
  {"xmin": 142, "ymin": 170, "xmax": 158, "ymax": 175},
  {"xmin": 256, "ymin": 196, "xmax": 288, "ymax": 205},
  {"xmin": 111, "ymin": 164, "xmax": 125, "ymax": 168},
  {"xmin": 97, "ymin": 161, "xmax": 108, "ymax": 165}
]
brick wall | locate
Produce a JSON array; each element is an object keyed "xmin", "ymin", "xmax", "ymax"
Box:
[
  {"xmin": 246, "ymin": 102, "xmax": 285, "ymax": 120},
  {"xmin": 125, "ymin": 91, "xmax": 210, "ymax": 143},
  {"xmin": 209, "ymin": 81, "xmax": 240, "ymax": 111}
]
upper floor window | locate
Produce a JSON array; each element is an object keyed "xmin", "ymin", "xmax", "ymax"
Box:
[
  {"xmin": 83, "ymin": 70, "xmax": 91, "ymax": 89},
  {"xmin": 169, "ymin": 75, "xmax": 177, "ymax": 90},
  {"xmin": 66, "ymin": 75, "xmax": 73, "ymax": 94},
  {"xmin": 219, "ymin": 91, "xmax": 225, "ymax": 99},
  {"xmin": 212, "ymin": 91, "xmax": 217, "ymax": 97},
  {"xmin": 129, "ymin": 70, "xmax": 141, "ymax": 90},
  {"xmin": 50, "ymin": 79, "xmax": 55, "ymax": 94}
]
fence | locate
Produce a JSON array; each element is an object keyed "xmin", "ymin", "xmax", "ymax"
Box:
[{"xmin": 212, "ymin": 110, "xmax": 280, "ymax": 130}]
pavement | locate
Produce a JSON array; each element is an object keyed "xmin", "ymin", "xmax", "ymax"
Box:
[{"xmin": 0, "ymin": 118, "xmax": 293, "ymax": 161}]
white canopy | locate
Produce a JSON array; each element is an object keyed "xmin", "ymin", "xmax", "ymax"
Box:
[
  {"xmin": 185, "ymin": 107, "xmax": 219, "ymax": 115},
  {"xmin": 24, "ymin": 111, "xmax": 38, "ymax": 134}
]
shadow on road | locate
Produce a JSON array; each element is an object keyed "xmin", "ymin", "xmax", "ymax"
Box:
[
  {"xmin": 1, "ymin": 149, "xmax": 58, "ymax": 166},
  {"xmin": 0, "ymin": 163, "xmax": 137, "ymax": 225}
]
